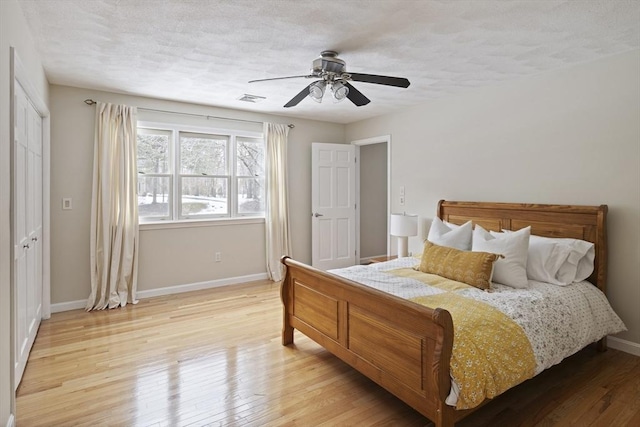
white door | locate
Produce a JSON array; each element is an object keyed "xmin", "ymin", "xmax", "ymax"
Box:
[
  {"xmin": 13, "ymin": 81, "xmax": 43, "ymax": 388},
  {"xmin": 311, "ymin": 143, "xmax": 356, "ymax": 270}
]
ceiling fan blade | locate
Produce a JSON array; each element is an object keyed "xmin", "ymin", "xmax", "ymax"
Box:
[
  {"xmin": 344, "ymin": 82, "xmax": 371, "ymax": 106},
  {"xmin": 348, "ymin": 73, "xmax": 410, "ymax": 88},
  {"xmin": 249, "ymin": 75, "xmax": 314, "ymax": 83},
  {"xmin": 284, "ymin": 83, "xmax": 314, "ymax": 108}
]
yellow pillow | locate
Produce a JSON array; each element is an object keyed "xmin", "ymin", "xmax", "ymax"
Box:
[{"xmin": 417, "ymin": 241, "xmax": 501, "ymax": 290}]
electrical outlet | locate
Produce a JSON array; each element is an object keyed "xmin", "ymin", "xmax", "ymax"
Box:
[
  {"xmin": 215, "ymin": 252, "xmax": 222, "ymax": 262},
  {"xmin": 400, "ymin": 196, "xmax": 405, "ymax": 206},
  {"xmin": 62, "ymin": 198, "xmax": 72, "ymax": 210}
]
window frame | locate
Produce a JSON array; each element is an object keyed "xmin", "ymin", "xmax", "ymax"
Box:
[{"xmin": 137, "ymin": 121, "xmax": 265, "ymax": 224}]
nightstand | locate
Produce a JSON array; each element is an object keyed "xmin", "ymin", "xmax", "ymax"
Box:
[{"xmin": 368, "ymin": 255, "xmax": 398, "ymax": 264}]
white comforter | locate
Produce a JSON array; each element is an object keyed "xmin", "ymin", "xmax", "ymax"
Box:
[{"xmin": 330, "ymin": 257, "xmax": 627, "ymax": 406}]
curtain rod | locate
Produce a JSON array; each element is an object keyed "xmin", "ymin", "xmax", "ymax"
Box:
[{"xmin": 84, "ymin": 99, "xmax": 294, "ymax": 128}]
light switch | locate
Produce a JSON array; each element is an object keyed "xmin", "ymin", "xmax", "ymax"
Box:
[
  {"xmin": 399, "ymin": 186, "xmax": 405, "ymax": 196},
  {"xmin": 62, "ymin": 198, "xmax": 72, "ymax": 210}
]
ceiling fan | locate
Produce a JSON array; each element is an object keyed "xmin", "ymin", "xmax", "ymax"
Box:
[{"xmin": 248, "ymin": 50, "xmax": 410, "ymax": 108}]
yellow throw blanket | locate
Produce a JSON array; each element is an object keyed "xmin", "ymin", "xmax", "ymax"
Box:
[{"xmin": 409, "ymin": 291, "xmax": 536, "ymax": 409}]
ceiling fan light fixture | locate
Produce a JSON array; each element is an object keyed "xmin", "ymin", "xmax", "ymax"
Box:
[
  {"xmin": 309, "ymin": 81, "xmax": 326, "ymax": 103},
  {"xmin": 331, "ymin": 81, "xmax": 349, "ymax": 102},
  {"xmin": 252, "ymin": 50, "xmax": 409, "ymax": 108}
]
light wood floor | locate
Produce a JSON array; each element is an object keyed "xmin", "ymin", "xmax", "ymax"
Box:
[{"xmin": 17, "ymin": 281, "xmax": 640, "ymax": 426}]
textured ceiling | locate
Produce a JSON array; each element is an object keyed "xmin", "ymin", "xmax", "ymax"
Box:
[{"xmin": 17, "ymin": 0, "xmax": 640, "ymax": 124}]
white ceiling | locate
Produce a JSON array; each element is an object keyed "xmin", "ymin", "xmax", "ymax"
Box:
[{"xmin": 17, "ymin": 0, "xmax": 640, "ymax": 124}]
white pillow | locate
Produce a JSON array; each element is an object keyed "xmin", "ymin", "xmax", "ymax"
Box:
[
  {"xmin": 473, "ymin": 225, "xmax": 530, "ymax": 288},
  {"xmin": 525, "ymin": 238, "xmax": 575, "ymax": 285},
  {"xmin": 532, "ymin": 236, "xmax": 595, "ymax": 284},
  {"xmin": 427, "ymin": 217, "xmax": 472, "ymax": 250},
  {"xmin": 501, "ymin": 231, "xmax": 595, "ymax": 285}
]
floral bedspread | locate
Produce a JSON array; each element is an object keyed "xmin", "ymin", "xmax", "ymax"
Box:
[{"xmin": 330, "ymin": 257, "xmax": 626, "ymax": 409}]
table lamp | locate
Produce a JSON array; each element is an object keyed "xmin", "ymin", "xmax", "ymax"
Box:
[{"xmin": 390, "ymin": 213, "xmax": 418, "ymax": 257}]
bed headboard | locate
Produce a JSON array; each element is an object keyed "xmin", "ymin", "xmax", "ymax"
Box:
[{"xmin": 437, "ymin": 200, "xmax": 608, "ymax": 293}]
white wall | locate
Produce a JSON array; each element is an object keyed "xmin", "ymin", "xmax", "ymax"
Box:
[
  {"xmin": 49, "ymin": 85, "xmax": 345, "ymax": 305},
  {"xmin": 0, "ymin": 0, "xmax": 50, "ymax": 423},
  {"xmin": 346, "ymin": 50, "xmax": 640, "ymax": 349}
]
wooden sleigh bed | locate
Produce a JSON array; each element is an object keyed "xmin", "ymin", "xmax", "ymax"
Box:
[{"xmin": 279, "ymin": 200, "xmax": 608, "ymax": 427}]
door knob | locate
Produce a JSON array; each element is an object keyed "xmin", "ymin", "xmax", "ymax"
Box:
[
  {"xmin": 23, "ymin": 243, "xmax": 30, "ymax": 249},
  {"xmin": 313, "ymin": 212, "xmax": 324, "ymax": 217}
]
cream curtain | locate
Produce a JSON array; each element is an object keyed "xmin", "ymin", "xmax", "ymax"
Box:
[
  {"xmin": 86, "ymin": 102, "xmax": 139, "ymax": 310},
  {"xmin": 264, "ymin": 123, "xmax": 292, "ymax": 281}
]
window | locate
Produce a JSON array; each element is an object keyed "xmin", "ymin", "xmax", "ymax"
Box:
[{"xmin": 137, "ymin": 122, "xmax": 264, "ymax": 222}]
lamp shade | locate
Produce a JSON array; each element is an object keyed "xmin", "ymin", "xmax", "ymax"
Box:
[
  {"xmin": 331, "ymin": 81, "xmax": 349, "ymax": 102},
  {"xmin": 390, "ymin": 213, "xmax": 418, "ymax": 237},
  {"xmin": 309, "ymin": 81, "xmax": 326, "ymax": 103}
]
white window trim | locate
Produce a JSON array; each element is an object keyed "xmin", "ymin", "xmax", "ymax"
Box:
[
  {"xmin": 140, "ymin": 216, "xmax": 265, "ymax": 231},
  {"xmin": 137, "ymin": 121, "xmax": 264, "ymax": 224}
]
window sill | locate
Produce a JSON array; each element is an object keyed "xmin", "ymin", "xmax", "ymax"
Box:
[{"xmin": 140, "ymin": 217, "xmax": 265, "ymax": 231}]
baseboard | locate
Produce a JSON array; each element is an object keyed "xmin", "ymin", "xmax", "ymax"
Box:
[
  {"xmin": 51, "ymin": 299, "xmax": 86, "ymax": 313},
  {"xmin": 136, "ymin": 273, "xmax": 269, "ymax": 299},
  {"xmin": 6, "ymin": 414, "xmax": 15, "ymax": 427},
  {"xmin": 608, "ymin": 336, "xmax": 640, "ymax": 356},
  {"xmin": 50, "ymin": 272, "xmax": 270, "ymax": 313}
]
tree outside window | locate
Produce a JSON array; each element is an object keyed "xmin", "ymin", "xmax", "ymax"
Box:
[
  {"xmin": 137, "ymin": 129, "xmax": 171, "ymax": 219},
  {"xmin": 136, "ymin": 124, "xmax": 264, "ymax": 222},
  {"xmin": 236, "ymin": 138, "xmax": 264, "ymax": 214}
]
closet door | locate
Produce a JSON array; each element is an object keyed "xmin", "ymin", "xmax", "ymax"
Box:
[
  {"xmin": 27, "ymin": 97, "xmax": 43, "ymax": 338},
  {"xmin": 13, "ymin": 82, "xmax": 43, "ymax": 387}
]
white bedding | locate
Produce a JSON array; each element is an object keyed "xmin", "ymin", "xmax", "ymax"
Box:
[{"xmin": 330, "ymin": 257, "xmax": 627, "ymax": 406}]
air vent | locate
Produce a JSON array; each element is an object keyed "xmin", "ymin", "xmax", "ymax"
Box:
[{"xmin": 237, "ymin": 94, "xmax": 266, "ymax": 103}]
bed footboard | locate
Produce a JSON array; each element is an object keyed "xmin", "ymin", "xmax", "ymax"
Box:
[{"xmin": 280, "ymin": 256, "xmax": 458, "ymax": 426}]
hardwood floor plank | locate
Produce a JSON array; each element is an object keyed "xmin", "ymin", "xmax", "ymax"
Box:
[{"xmin": 16, "ymin": 281, "xmax": 638, "ymax": 426}]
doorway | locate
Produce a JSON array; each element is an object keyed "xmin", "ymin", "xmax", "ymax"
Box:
[{"xmin": 352, "ymin": 135, "xmax": 390, "ymax": 263}]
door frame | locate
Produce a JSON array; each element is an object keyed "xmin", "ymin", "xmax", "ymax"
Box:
[
  {"xmin": 10, "ymin": 47, "xmax": 51, "ymax": 394},
  {"xmin": 351, "ymin": 135, "xmax": 391, "ymax": 262}
]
